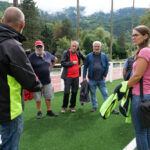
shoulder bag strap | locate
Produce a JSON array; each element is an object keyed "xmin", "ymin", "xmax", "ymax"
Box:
[{"xmin": 140, "ymin": 77, "xmax": 144, "ymax": 99}]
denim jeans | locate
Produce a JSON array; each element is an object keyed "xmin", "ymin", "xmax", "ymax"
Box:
[
  {"xmin": 0, "ymin": 114, "xmax": 23, "ymax": 150},
  {"xmin": 131, "ymin": 94, "xmax": 150, "ymax": 150},
  {"xmin": 89, "ymin": 79, "xmax": 108, "ymax": 108}
]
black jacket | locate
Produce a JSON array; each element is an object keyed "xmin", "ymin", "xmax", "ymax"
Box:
[
  {"xmin": 61, "ymin": 49, "xmax": 85, "ymax": 79},
  {"xmin": 0, "ymin": 23, "xmax": 42, "ymax": 122},
  {"xmin": 124, "ymin": 56, "xmax": 135, "ymax": 81},
  {"xmin": 80, "ymin": 80, "xmax": 90, "ymax": 104}
]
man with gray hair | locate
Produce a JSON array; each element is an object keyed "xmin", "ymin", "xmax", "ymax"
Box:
[
  {"xmin": 61, "ymin": 41, "xmax": 85, "ymax": 113},
  {"xmin": 83, "ymin": 41, "xmax": 119, "ymax": 114},
  {"xmin": 0, "ymin": 7, "xmax": 42, "ymax": 149}
]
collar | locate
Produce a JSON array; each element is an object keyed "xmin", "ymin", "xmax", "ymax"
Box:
[
  {"xmin": 93, "ymin": 52, "xmax": 101, "ymax": 56},
  {"xmin": 69, "ymin": 49, "xmax": 77, "ymax": 54},
  {"xmin": 0, "ymin": 23, "xmax": 26, "ymax": 43}
]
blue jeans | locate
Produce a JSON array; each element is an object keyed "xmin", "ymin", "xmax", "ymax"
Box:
[
  {"xmin": 0, "ymin": 114, "xmax": 23, "ymax": 150},
  {"xmin": 131, "ymin": 95, "xmax": 150, "ymax": 150},
  {"xmin": 89, "ymin": 79, "xmax": 108, "ymax": 108}
]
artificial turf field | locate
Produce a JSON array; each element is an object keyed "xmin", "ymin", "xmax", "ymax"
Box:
[{"xmin": 20, "ymin": 79, "xmax": 135, "ymax": 150}]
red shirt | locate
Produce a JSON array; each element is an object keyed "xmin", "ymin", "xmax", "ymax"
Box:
[{"xmin": 67, "ymin": 50, "xmax": 79, "ymax": 78}]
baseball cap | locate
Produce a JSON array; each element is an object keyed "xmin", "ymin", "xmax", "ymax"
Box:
[{"xmin": 35, "ymin": 40, "xmax": 44, "ymax": 47}]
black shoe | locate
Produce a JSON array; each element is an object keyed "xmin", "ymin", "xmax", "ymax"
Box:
[
  {"xmin": 47, "ymin": 110, "xmax": 58, "ymax": 117},
  {"xmin": 37, "ymin": 111, "xmax": 42, "ymax": 119},
  {"xmin": 90, "ymin": 107, "xmax": 97, "ymax": 112},
  {"xmin": 112, "ymin": 109, "xmax": 119, "ymax": 115}
]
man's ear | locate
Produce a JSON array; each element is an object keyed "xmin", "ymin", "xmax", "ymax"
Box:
[
  {"xmin": 20, "ymin": 22, "xmax": 25, "ymax": 30},
  {"xmin": 19, "ymin": 22, "xmax": 25, "ymax": 33}
]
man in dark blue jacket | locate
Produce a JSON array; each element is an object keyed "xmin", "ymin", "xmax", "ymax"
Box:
[{"xmin": 83, "ymin": 41, "xmax": 119, "ymax": 114}]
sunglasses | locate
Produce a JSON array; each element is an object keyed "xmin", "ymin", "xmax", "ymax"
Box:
[{"xmin": 36, "ymin": 45, "xmax": 43, "ymax": 48}]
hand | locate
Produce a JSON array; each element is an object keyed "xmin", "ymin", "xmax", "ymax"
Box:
[
  {"xmin": 103, "ymin": 76, "xmax": 106, "ymax": 80},
  {"xmin": 50, "ymin": 65, "xmax": 53, "ymax": 70},
  {"xmin": 73, "ymin": 61, "xmax": 78, "ymax": 65},
  {"xmin": 83, "ymin": 78, "xmax": 87, "ymax": 81}
]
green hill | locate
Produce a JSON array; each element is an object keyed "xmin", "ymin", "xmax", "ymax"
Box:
[
  {"xmin": 40, "ymin": 7, "xmax": 146, "ymax": 36},
  {"xmin": 0, "ymin": 1, "xmax": 11, "ymax": 11},
  {"xmin": 0, "ymin": 1, "xmax": 147, "ymax": 37}
]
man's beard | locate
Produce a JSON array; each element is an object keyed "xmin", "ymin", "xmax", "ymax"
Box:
[{"xmin": 36, "ymin": 50, "xmax": 44, "ymax": 55}]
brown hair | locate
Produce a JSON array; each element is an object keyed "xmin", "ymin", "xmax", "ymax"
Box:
[{"xmin": 134, "ymin": 25, "xmax": 150, "ymax": 58}]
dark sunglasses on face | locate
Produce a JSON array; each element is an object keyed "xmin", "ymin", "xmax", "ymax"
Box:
[{"xmin": 36, "ymin": 45, "xmax": 43, "ymax": 48}]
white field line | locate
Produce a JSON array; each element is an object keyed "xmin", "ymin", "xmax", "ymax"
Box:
[
  {"xmin": 123, "ymin": 138, "xmax": 136, "ymax": 150},
  {"xmin": 0, "ymin": 134, "xmax": 136, "ymax": 149}
]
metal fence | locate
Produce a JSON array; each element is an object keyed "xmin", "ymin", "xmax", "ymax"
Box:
[{"xmin": 51, "ymin": 61, "xmax": 125, "ymax": 92}]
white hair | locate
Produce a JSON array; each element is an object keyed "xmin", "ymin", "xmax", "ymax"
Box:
[
  {"xmin": 93, "ymin": 41, "xmax": 102, "ymax": 47},
  {"xmin": 71, "ymin": 40, "xmax": 79, "ymax": 46}
]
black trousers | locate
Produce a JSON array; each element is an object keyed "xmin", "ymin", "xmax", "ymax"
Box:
[{"xmin": 62, "ymin": 77, "xmax": 79, "ymax": 108}]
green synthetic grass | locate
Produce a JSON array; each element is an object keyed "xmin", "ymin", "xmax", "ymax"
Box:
[{"xmin": 20, "ymin": 79, "xmax": 135, "ymax": 150}]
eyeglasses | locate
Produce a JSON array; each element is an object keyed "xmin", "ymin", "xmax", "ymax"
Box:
[
  {"xmin": 36, "ymin": 45, "xmax": 43, "ymax": 48},
  {"xmin": 132, "ymin": 34, "xmax": 140, "ymax": 37}
]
